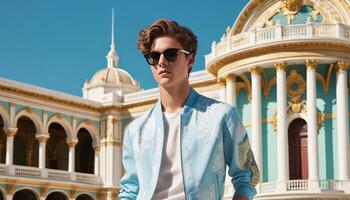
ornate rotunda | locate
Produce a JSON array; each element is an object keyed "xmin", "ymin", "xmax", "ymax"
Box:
[{"xmin": 205, "ymin": 0, "xmax": 350, "ymax": 199}]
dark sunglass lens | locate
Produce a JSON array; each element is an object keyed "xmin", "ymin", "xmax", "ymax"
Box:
[
  {"xmin": 164, "ymin": 49, "xmax": 178, "ymax": 61},
  {"xmin": 146, "ymin": 52, "xmax": 160, "ymax": 65}
]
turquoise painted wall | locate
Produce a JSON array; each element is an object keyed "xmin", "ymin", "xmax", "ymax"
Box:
[{"xmin": 235, "ymin": 64, "xmax": 350, "ymax": 182}]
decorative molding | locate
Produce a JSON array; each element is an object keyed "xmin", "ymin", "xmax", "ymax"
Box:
[
  {"xmin": 238, "ymin": 73, "xmax": 252, "ymax": 102},
  {"xmin": 336, "ymin": 61, "xmax": 349, "ymax": 72},
  {"xmin": 271, "ymin": 100, "xmax": 325, "ymax": 132},
  {"xmin": 281, "ymin": 0, "xmax": 303, "ymax": 24},
  {"xmin": 248, "ymin": 66, "xmax": 263, "ymax": 75},
  {"xmin": 67, "ymin": 139, "xmax": 78, "ymax": 148},
  {"xmin": 287, "ymin": 69, "xmax": 306, "ymax": 103},
  {"xmin": 306, "ymin": 59, "xmax": 319, "ymax": 70},
  {"xmin": 4, "ymin": 127, "xmax": 18, "ymax": 137},
  {"xmin": 35, "ymin": 134, "xmax": 50, "ymax": 143},
  {"xmin": 274, "ymin": 61, "xmax": 287, "ymax": 72},
  {"xmin": 70, "ymin": 189, "xmax": 77, "ymax": 199},
  {"xmin": 39, "ymin": 186, "xmax": 48, "ymax": 197},
  {"xmin": 6, "ymin": 183, "xmax": 15, "ymax": 195}
]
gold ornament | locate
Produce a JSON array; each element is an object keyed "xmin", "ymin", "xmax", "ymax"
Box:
[{"xmin": 287, "ymin": 69, "xmax": 305, "ymax": 103}]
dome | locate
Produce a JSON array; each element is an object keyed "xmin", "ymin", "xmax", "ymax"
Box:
[{"xmin": 90, "ymin": 67, "xmax": 138, "ymax": 86}]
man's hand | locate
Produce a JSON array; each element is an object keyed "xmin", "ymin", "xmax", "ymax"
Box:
[{"xmin": 232, "ymin": 195, "xmax": 248, "ymax": 200}]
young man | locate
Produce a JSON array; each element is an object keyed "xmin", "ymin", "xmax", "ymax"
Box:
[{"xmin": 119, "ymin": 19, "xmax": 259, "ymax": 200}]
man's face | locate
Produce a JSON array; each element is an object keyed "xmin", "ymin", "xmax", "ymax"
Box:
[{"xmin": 149, "ymin": 36, "xmax": 194, "ymax": 88}]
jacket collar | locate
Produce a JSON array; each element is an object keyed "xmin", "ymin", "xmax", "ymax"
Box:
[{"xmin": 153, "ymin": 87, "xmax": 199, "ymax": 116}]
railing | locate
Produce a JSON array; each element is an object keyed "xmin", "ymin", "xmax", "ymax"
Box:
[
  {"xmin": 319, "ymin": 180, "xmax": 343, "ymax": 191},
  {"xmin": 286, "ymin": 180, "xmax": 308, "ymax": 191},
  {"xmin": 0, "ymin": 164, "xmax": 101, "ymax": 185},
  {"xmin": 257, "ymin": 179, "xmax": 348, "ymax": 194},
  {"xmin": 205, "ymin": 23, "xmax": 350, "ymax": 67}
]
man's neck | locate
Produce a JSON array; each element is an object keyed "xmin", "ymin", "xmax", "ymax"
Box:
[{"xmin": 159, "ymin": 82, "xmax": 190, "ymax": 113}]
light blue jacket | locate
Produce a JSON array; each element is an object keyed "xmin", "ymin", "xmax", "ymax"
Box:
[{"xmin": 119, "ymin": 88, "xmax": 259, "ymax": 200}]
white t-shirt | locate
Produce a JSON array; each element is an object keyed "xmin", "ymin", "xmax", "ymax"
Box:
[{"xmin": 153, "ymin": 109, "xmax": 185, "ymax": 200}]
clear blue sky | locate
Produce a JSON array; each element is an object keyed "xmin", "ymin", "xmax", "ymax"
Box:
[{"xmin": 0, "ymin": 0, "xmax": 249, "ymax": 96}]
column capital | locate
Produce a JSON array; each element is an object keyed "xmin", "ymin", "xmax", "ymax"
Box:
[
  {"xmin": 93, "ymin": 144, "xmax": 101, "ymax": 152},
  {"xmin": 249, "ymin": 66, "xmax": 262, "ymax": 75},
  {"xmin": 224, "ymin": 74, "xmax": 236, "ymax": 82},
  {"xmin": 336, "ymin": 61, "xmax": 349, "ymax": 72},
  {"xmin": 36, "ymin": 134, "xmax": 50, "ymax": 143},
  {"xmin": 306, "ymin": 59, "xmax": 318, "ymax": 70},
  {"xmin": 274, "ymin": 61, "xmax": 287, "ymax": 72},
  {"xmin": 5, "ymin": 127, "xmax": 18, "ymax": 137},
  {"xmin": 67, "ymin": 139, "xmax": 78, "ymax": 148}
]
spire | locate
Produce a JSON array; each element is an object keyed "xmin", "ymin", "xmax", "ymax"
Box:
[{"xmin": 106, "ymin": 8, "xmax": 119, "ymax": 68}]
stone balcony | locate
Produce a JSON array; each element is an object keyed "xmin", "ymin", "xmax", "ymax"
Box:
[
  {"xmin": 205, "ymin": 23, "xmax": 350, "ymax": 73},
  {"xmin": 0, "ymin": 163, "xmax": 101, "ymax": 186},
  {"xmin": 254, "ymin": 179, "xmax": 350, "ymax": 199}
]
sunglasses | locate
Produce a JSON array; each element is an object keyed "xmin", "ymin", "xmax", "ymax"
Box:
[{"xmin": 144, "ymin": 48, "xmax": 190, "ymax": 66}]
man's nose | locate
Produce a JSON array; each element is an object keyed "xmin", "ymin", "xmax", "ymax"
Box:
[{"xmin": 158, "ymin": 53, "xmax": 167, "ymax": 66}]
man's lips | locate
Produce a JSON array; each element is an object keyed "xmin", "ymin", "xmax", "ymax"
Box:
[{"xmin": 159, "ymin": 70, "xmax": 170, "ymax": 75}]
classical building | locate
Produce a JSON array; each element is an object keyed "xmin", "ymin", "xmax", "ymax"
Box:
[{"xmin": 0, "ymin": 0, "xmax": 349, "ymax": 199}]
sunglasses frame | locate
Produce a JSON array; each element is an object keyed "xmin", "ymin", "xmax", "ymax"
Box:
[{"xmin": 144, "ymin": 48, "xmax": 190, "ymax": 66}]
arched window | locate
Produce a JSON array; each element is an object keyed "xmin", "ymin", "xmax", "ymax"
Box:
[
  {"xmin": 46, "ymin": 192, "xmax": 68, "ymax": 200},
  {"xmin": 14, "ymin": 116, "xmax": 38, "ymax": 167},
  {"xmin": 75, "ymin": 128, "xmax": 94, "ymax": 174},
  {"xmin": 47, "ymin": 123, "xmax": 68, "ymax": 170},
  {"xmin": 13, "ymin": 189, "xmax": 38, "ymax": 200}
]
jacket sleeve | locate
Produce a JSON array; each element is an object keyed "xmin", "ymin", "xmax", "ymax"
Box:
[
  {"xmin": 223, "ymin": 107, "xmax": 260, "ymax": 200},
  {"xmin": 118, "ymin": 127, "xmax": 139, "ymax": 200}
]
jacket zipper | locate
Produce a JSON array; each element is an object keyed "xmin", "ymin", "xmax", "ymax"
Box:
[{"xmin": 180, "ymin": 116, "xmax": 188, "ymax": 200}]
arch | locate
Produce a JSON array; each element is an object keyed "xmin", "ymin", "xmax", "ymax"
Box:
[
  {"xmin": 46, "ymin": 190, "xmax": 70, "ymax": 200},
  {"xmin": 13, "ymin": 108, "xmax": 43, "ymax": 135},
  {"xmin": 75, "ymin": 128, "xmax": 94, "ymax": 174},
  {"xmin": 287, "ymin": 112, "xmax": 307, "ymax": 127},
  {"xmin": 47, "ymin": 114, "xmax": 73, "ymax": 141},
  {"xmin": 13, "ymin": 187, "xmax": 40, "ymax": 200},
  {"xmin": 47, "ymin": 123, "xmax": 69, "ymax": 170},
  {"xmin": 0, "ymin": 104, "xmax": 9, "ymax": 129},
  {"xmin": 76, "ymin": 120, "xmax": 99, "ymax": 146},
  {"xmin": 76, "ymin": 193, "xmax": 96, "ymax": 200},
  {"xmin": 288, "ymin": 117, "xmax": 308, "ymax": 180}
]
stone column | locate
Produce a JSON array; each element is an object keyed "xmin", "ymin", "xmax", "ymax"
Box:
[
  {"xmin": 5, "ymin": 127, "xmax": 17, "ymax": 165},
  {"xmin": 249, "ymin": 66, "xmax": 263, "ymax": 180},
  {"xmin": 67, "ymin": 139, "xmax": 78, "ymax": 172},
  {"xmin": 93, "ymin": 145, "xmax": 100, "ymax": 176},
  {"xmin": 225, "ymin": 74, "xmax": 236, "ymax": 106},
  {"xmin": 275, "ymin": 62, "xmax": 289, "ymax": 190},
  {"xmin": 220, "ymin": 81, "xmax": 226, "ymax": 102},
  {"xmin": 336, "ymin": 61, "xmax": 349, "ymax": 180},
  {"xmin": 306, "ymin": 59, "xmax": 320, "ymax": 191},
  {"xmin": 36, "ymin": 134, "xmax": 49, "ymax": 169}
]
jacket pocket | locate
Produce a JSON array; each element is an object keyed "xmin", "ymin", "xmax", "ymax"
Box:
[{"xmin": 212, "ymin": 173, "xmax": 222, "ymax": 200}]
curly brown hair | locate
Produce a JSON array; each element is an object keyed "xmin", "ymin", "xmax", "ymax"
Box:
[{"xmin": 137, "ymin": 18, "xmax": 198, "ymax": 58}]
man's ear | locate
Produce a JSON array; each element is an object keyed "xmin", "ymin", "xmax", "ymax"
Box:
[{"xmin": 187, "ymin": 54, "xmax": 195, "ymax": 67}]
